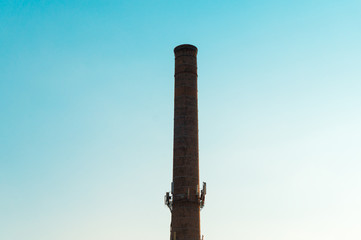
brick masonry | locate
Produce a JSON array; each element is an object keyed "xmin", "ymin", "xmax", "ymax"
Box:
[{"xmin": 171, "ymin": 44, "xmax": 200, "ymax": 240}]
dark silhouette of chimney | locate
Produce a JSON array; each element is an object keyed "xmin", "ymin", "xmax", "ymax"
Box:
[{"xmin": 165, "ymin": 44, "xmax": 206, "ymax": 240}]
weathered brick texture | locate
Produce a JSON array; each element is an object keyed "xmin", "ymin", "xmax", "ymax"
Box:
[{"xmin": 171, "ymin": 44, "xmax": 200, "ymax": 240}]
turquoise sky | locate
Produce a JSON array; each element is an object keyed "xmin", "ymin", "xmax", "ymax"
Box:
[{"xmin": 1, "ymin": 1, "xmax": 361, "ymax": 240}]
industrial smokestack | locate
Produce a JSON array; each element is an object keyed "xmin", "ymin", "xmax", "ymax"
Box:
[{"xmin": 165, "ymin": 44, "xmax": 206, "ymax": 240}]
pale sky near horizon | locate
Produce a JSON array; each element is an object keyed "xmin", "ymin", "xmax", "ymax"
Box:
[{"xmin": 1, "ymin": 1, "xmax": 361, "ymax": 240}]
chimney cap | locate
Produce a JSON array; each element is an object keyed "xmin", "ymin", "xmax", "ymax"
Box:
[{"xmin": 174, "ymin": 44, "xmax": 198, "ymax": 54}]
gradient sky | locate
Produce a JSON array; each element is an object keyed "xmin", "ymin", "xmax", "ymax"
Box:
[{"xmin": 1, "ymin": 1, "xmax": 361, "ymax": 240}]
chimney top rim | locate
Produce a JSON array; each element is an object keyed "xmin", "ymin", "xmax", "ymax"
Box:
[{"xmin": 174, "ymin": 44, "xmax": 198, "ymax": 54}]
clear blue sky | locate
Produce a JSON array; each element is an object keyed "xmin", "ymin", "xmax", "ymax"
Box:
[{"xmin": 1, "ymin": 1, "xmax": 361, "ymax": 239}]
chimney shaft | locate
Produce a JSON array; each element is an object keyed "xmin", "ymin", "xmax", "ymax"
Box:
[{"xmin": 171, "ymin": 44, "xmax": 200, "ymax": 240}]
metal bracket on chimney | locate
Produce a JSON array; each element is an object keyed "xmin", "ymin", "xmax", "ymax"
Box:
[
  {"xmin": 165, "ymin": 191, "xmax": 173, "ymax": 212},
  {"xmin": 200, "ymin": 182, "xmax": 206, "ymax": 210},
  {"xmin": 165, "ymin": 182, "xmax": 174, "ymax": 212}
]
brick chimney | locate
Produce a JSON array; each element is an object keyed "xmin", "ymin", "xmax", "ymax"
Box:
[{"xmin": 165, "ymin": 44, "xmax": 206, "ymax": 240}]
